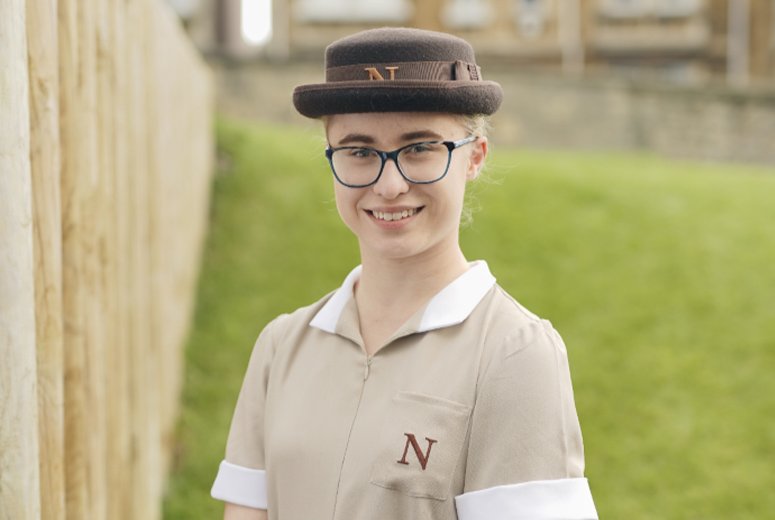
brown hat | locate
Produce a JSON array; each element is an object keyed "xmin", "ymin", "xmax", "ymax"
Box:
[{"xmin": 292, "ymin": 27, "xmax": 503, "ymax": 118}]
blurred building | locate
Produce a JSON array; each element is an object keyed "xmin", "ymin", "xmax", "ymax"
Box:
[{"xmin": 176, "ymin": 0, "xmax": 775, "ymax": 85}]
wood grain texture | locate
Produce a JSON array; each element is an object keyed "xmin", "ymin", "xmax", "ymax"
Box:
[
  {"xmin": 0, "ymin": 1, "xmax": 41, "ymax": 518},
  {"xmin": 59, "ymin": 0, "xmax": 91, "ymax": 516},
  {"xmin": 97, "ymin": 0, "xmax": 132, "ymax": 517},
  {"xmin": 26, "ymin": 0, "xmax": 66, "ymax": 518},
  {"xmin": 78, "ymin": 0, "xmax": 108, "ymax": 516},
  {"xmin": 111, "ymin": 0, "xmax": 135, "ymax": 517},
  {"xmin": 126, "ymin": 0, "xmax": 155, "ymax": 516}
]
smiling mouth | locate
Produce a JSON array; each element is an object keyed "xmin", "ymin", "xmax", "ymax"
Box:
[{"xmin": 367, "ymin": 207, "xmax": 423, "ymax": 222}]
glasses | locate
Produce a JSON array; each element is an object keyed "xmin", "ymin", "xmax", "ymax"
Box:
[{"xmin": 325, "ymin": 135, "xmax": 477, "ymax": 188}]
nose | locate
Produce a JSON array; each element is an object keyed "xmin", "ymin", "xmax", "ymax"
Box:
[{"xmin": 372, "ymin": 157, "xmax": 409, "ymax": 199}]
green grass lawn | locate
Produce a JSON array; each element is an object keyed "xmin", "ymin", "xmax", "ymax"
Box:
[{"xmin": 163, "ymin": 117, "xmax": 775, "ymax": 519}]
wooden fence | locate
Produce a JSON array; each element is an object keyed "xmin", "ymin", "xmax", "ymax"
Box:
[{"xmin": 1, "ymin": 0, "xmax": 213, "ymax": 518}]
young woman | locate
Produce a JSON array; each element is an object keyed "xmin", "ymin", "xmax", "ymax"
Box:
[{"xmin": 211, "ymin": 27, "xmax": 598, "ymax": 520}]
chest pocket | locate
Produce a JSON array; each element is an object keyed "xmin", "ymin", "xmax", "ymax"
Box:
[{"xmin": 369, "ymin": 391, "xmax": 471, "ymax": 501}]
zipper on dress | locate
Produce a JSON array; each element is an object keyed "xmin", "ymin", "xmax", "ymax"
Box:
[{"xmin": 332, "ymin": 353, "xmax": 373, "ymax": 520}]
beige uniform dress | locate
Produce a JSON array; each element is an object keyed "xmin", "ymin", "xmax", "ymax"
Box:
[{"xmin": 211, "ymin": 261, "xmax": 598, "ymax": 519}]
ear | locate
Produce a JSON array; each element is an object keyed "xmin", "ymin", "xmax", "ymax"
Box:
[{"xmin": 466, "ymin": 137, "xmax": 488, "ymax": 181}]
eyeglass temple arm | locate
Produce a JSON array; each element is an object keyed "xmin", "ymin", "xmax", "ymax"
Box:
[{"xmin": 446, "ymin": 135, "xmax": 478, "ymax": 150}]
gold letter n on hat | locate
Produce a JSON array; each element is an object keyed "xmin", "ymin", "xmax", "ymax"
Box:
[{"xmin": 365, "ymin": 66, "xmax": 399, "ymax": 80}]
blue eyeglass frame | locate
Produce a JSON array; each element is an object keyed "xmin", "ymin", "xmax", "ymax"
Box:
[{"xmin": 324, "ymin": 135, "xmax": 478, "ymax": 188}]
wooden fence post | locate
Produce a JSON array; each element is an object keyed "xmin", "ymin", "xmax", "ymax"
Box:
[
  {"xmin": 26, "ymin": 0, "xmax": 66, "ymax": 518},
  {"xmin": 0, "ymin": 1, "xmax": 41, "ymax": 518},
  {"xmin": 126, "ymin": 0, "xmax": 155, "ymax": 516},
  {"xmin": 58, "ymin": 0, "xmax": 105, "ymax": 516}
]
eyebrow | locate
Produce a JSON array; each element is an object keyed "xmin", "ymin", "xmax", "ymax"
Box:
[
  {"xmin": 400, "ymin": 130, "xmax": 444, "ymax": 142},
  {"xmin": 336, "ymin": 133, "xmax": 376, "ymax": 146},
  {"xmin": 334, "ymin": 129, "xmax": 445, "ymax": 147}
]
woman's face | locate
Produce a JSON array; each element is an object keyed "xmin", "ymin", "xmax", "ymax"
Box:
[{"xmin": 325, "ymin": 112, "xmax": 487, "ymax": 264}]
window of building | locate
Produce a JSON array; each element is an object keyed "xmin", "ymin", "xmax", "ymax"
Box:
[
  {"xmin": 442, "ymin": 0, "xmax": 494, "ymax": 30},
  {"xmin": 241, "ymin": 0, "xmax": 273, "ymax": 46},
  {"xmin": 294, "ymin": 0, "xmax": 413, "ymax": 23},
  {"xmin": 653, "ymin": 0, "xmax": 703, "ymax": 19},
  {"xmin": 514, "ymin": 0, "xmax": 548, "ymax": 38},
  {"xmin": 598, "ymin": 0, "xmax": 651, "ymax": 20},
  {"xmin": 598, "ymin": 0, "xmax": 703, "ymax": 20}
]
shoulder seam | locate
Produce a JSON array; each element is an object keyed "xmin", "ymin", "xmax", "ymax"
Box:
[{"xmin": 494, "ymin": 285, "xmax": 542, "ymax": 323}]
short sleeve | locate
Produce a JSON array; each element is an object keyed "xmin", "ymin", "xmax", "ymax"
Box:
[
  {"xmin": 455, "ymin": 320, "xmax": 598, "ymax": 519},
  {"xmin": 211, "ymin": 317, "xmax": 281, "ymax": 509}
]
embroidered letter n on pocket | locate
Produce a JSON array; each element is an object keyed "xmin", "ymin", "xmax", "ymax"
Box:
[{"xmin": 369, "ymin": 392, "xmax": 471, "ymax": 501}]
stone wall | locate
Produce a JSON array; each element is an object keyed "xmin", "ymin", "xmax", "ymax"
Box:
[{"xmin": 214, "ymin": 59, "xmax": 775, "ymax": 166}]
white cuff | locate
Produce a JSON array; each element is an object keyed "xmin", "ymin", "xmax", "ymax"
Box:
[
  {"xmin": 211, "ymin": 460, "xmax": 268, "ymax": 509},
  {"xmin": 455, "ymin": 477, "xmax": 598, "ymax": 520}
]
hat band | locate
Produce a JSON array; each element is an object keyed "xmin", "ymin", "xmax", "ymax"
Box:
[{"xmin": 325, "ymin": 60, "xmax": 482, "ymax": 83}]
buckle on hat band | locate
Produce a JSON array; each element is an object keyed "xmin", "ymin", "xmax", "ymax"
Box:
[{"xmin": 325, "ymin": 60, "xmax": 482, "ymax": 82}]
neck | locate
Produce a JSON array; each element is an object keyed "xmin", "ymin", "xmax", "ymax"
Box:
[
  {"xmin": 353, "ymin": 240, "xmax": 470, "ymax": 355},
  {"xmin": 359, "ymin": 248, "xmax": 468, "ymax": 299}
]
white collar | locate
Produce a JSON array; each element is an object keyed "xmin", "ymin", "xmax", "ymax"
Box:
[{"xmin": 309, "ymin": 260, "xmax": 496, "ymax": 334}]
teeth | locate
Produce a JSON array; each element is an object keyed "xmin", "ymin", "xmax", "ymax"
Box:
[{"xmin": 373, "ymin": 208, "xmax": 417, "ymax": 221}]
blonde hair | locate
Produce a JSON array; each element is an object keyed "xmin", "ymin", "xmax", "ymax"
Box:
[
  {"xmin": 457, "ymin": 113, "xmax": 491, "ymax": 139},
  {"xmin": 457, "ymin": 114, "xmax": 492, "ymax": 227}
]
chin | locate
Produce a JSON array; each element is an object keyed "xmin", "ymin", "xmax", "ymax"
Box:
[{"xmin": 362, "ymin": 238, "xmax": 423, "ymax": 261}]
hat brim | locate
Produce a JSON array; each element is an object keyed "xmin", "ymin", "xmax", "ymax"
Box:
[{"xmin": 293, "ymin": 80, "xmax": 503, "ymax": 118}]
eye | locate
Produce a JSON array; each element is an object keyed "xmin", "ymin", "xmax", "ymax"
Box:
[
  {"xmin": 347, "ymin": 147, "xmax": 377, "ymax": 159},
  {"xmin": 406, "ymin": 142, "xmax": 434, "ymax": 154}
]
